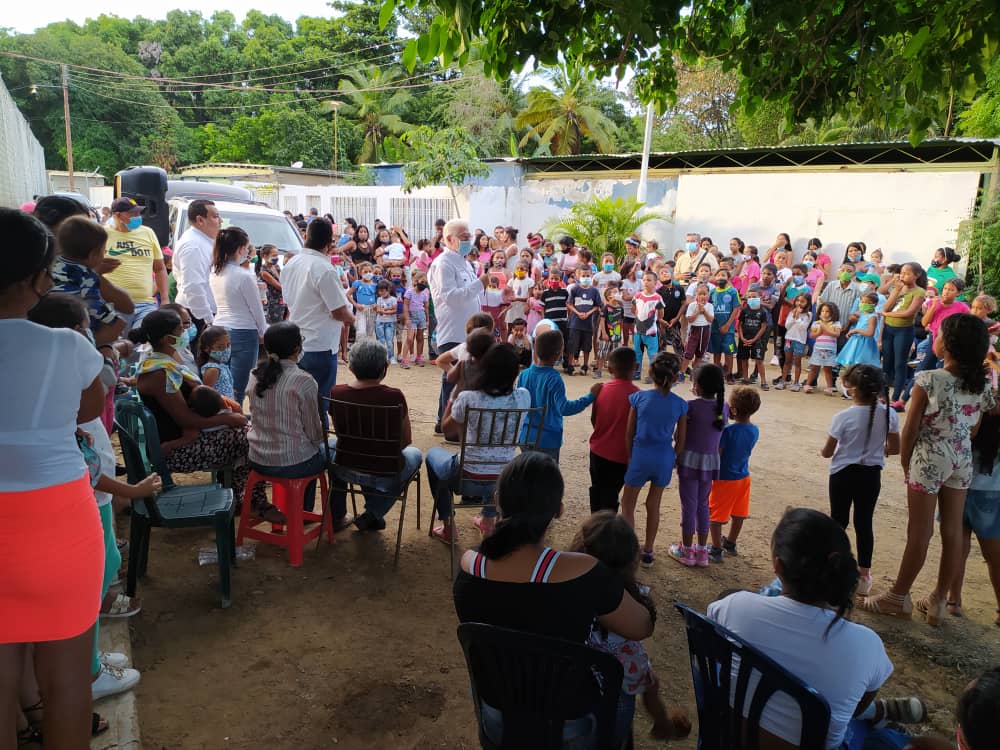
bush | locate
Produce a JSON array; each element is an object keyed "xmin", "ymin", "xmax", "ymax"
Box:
[{"xmin": 540, "ymin": 196, "xmax": 669, "ymax": 260}]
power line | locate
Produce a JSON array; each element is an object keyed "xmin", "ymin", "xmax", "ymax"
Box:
[{"xmin": 65, "ymin": 73, "xmax": 472, "ymax": 111}]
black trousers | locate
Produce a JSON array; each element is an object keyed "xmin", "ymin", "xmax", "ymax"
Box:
[
  {"xmin": 589, "ymin": 452, "xmax": 628, "ymax": 514},
  {"xmin": 829, "ymin": 464, "xmax": 881, "ymax": 568}
]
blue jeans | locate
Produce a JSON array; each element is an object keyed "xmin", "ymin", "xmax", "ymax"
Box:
[
  {"xmin": 122, "ymin": 301, "xmax": 158, "ymax": 332},
  {"xmin": 328, "ymin": 438, "xmax": 422, "ymax": 521},
  {"xmin": 298, "ymin": 350, "xmax": 338, "ymax": 430},
  {"xmin": 248, "ymin": 451, "xmax": 336, "ymax": 516},
  {"xmin": 843, "ymin": 719, "xmax": 910, "ymax": 750},
  {"xmin": 634, "ymin": 332, "xmax": 658, "ymax": 373},
  {"xmin": 375, "ymin": 321, "xmax": 396, "ymax": 359},
  {"xmin": 882, "ymin": 325, "xmax": 914, "ymax": 401},
  {"xmin": 436, "ymin": 341, "xmax": 460, "ymax": 424},
  {"xmin": 425, "ymin": 447, "xmax": 498, "ymax": 520},
  {"xmin": 227, "ymin": 328, "xmax": 260, "ymax": 404}
]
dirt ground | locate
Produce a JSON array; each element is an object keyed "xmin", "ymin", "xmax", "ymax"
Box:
[{"xmin": 128, "ymin": 363, "xmax": 1000, "ymax": 749}]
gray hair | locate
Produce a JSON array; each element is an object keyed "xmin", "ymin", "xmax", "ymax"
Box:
[
  {"xmin": 443, "ymin": 218, "xmax": 469, "ymax": 243},
  {"xmin": 348, "ymin": 339, "xmax": 389, "ymax": 380},
  {"xmin": 686, "ymin": 232, "xmax": 701, "ymax": 242}
]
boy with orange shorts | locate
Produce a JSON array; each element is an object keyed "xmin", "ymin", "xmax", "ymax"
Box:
[{"xmin": 708, "ymin": 386, "xmax": 761, "ymax": 562}]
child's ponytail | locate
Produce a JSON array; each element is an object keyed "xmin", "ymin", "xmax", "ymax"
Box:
[
  {"xmin": 693, "ymin": 363, "xmax": 727, "ymax": 430},
  {"xmin": 253, "ymin": 322, "xmax": 302, "ymax": 398},
  {"xmin": 940, "ymin": 314, "xmax": 989, "ymax": 394}
]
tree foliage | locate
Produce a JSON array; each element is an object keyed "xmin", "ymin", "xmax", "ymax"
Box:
[
  {"xmin": 541, "ymin": 196, "xmax": 668, "ymax": 259},
  {"xmin": 384, "ymin": 0, "xmax": 1000, "ymax": 144},
  {"xmin": 400, "ymin": 125, "xmax": 489, "ymax": 216}
]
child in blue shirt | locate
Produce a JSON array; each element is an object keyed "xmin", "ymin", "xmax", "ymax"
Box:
[
  {"xmin": 709, "ymin": 268, "xmax": 741, "ymax": 383},
  {"xmin": 350, "ymin": 263, "xmax": 378, "ymax": 338},
  {"xmin": 708, "ymin": 386, "xmax": 761, "ymax": 561},
  {"xmin": 517, "ymin": 328, "xmax": 602, "ymax": 462}
]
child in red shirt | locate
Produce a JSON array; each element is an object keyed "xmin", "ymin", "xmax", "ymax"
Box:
[{"xmin": 588, "ymin": 346, "xmax": 640, "ymax": 512}]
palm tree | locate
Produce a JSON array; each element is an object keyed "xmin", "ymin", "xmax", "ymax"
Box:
[
  {"xmin": 336, "ymin": 66, "xmax": 412, "ymax": 163},
  {"xmin": 541, "ymin": 196, "xmax": 668, "ymax": 259},
  {"xmin": 515, "ymin": 61, "xmax": 617, "ymax": 155}
]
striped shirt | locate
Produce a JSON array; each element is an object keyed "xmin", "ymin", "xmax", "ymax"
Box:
[
  {"xmin": 247, "ymin": 361, "xmax": 324, "ymax": 467},
  {"xmin": 819, "ymin": 282, "xmax": 860, "ymax": 327}
]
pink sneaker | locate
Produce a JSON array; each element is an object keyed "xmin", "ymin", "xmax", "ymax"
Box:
[
  {"xmin": 399, "ymin": 358, "xmax": 410, "ymax": 369},
  {"xmin": 695, "ymin": 546, "xmax": 710, "ymax": 568},
  {"xmin": 668, "ymin": 544, "xmax": 696, "ymax": 567},
  {"xmin": 414, "ymin": 357, "xmax": 425, "ymax": 367}
]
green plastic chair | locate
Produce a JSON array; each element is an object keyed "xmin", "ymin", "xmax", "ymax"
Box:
[{"xmin": 114, "ymin": 399, "xmax": 236, "ymax": 608}]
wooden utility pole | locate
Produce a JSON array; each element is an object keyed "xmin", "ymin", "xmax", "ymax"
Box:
[{"xmin": 61, "ymin": 64, "xmax": 75, "ymax": 191}]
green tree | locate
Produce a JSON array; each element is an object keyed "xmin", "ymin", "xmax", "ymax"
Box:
[
  {"xmin": 384, "ymin": 0, "xmax": 1000, "ymax": 144},
  {"xmin": 515, "ymin": 61, "xmax": 617, "ymax": 155},
  {"xmin": 541, "ymin": 196, "xmax": 668, "ymax": 259},
  {"xmin": 337, "ymin": 66, "xmax": 412, "ymax": 163},
  {"xmin": 959, "ymin": 59, "xmax": 1000, "ymax": 137},
  {"xmin": 399, "ymin": 125, "xmax": 489, "ymax": 216}
]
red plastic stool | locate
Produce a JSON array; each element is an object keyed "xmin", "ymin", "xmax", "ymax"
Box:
[{"xmin": 236, "ymin": 470, "xmax": 333, "ymax": 566}]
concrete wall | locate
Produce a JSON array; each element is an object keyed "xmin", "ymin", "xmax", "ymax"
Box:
[
  {"xmin": 0, "ymin": 73, "xmax": 47, "ymax": 207},
  {"xmin": 674, "ymin": 171, "xmax": 981, "ymax": 266}
]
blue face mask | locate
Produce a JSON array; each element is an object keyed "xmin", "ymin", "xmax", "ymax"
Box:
[
  {"xmin": 792, "ymin": 275, "xmax": 805, "ymax": 285},
  {"xmin": 209, "ymin": 347, "xmax": 231, "ymax": 363},
  {"xmin": 747, "ymin": 297, "xmax": 761, "ymax": 310},
  {"xmin": 458, "ymin": 239, "xmax": 473, "ymax": 256},
  {"xmin": 685, "ymin": 242, "xmax": 697, "ymax": 252},
  {"xmin": 127, "ymin": 216, "xmax": 142, "ymax": 231},
  {"xmin": 602, "ymin": 263, "xmax": 614, "ymax": 272},
  {"xmin": 804, "ymin": 260, "xmax": 814, "ymax": 269},
  {"xmin": 179, "ymin": 324, "xmax": 197, "ymax": 348}
]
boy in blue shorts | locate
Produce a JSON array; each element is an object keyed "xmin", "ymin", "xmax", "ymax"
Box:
[{"xmin": 710, "ymin": 268, "xmax": 741, "ymax": 383}]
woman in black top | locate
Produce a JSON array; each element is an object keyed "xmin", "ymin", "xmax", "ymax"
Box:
[
  {"xmin": 350, "ymin": 224, "xmax": 374, "ymax": 265},
  {"xmin": 454, "ymin": 452, "xmax": 652, "ymax": 643}
]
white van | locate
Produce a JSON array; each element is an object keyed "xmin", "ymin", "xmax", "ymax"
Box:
[{"xmin": 168, "ymin": 195, "xmax": 303, "ymax": 255}]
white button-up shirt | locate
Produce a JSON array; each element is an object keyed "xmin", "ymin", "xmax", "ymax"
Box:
[
  {"xmin": 281, "ymin": 247, "xmax": 350, "ymax": 352},
  {"xmin": 174, "ymin": 226, "xmax": 217, "ymax": 323},
  {"xmin": 428, "ymin": 249, "xmax": 483, "ymax": 346},
  {"xmin": 210, "ymin": 263, "xmax": 268, "ymax": 336}
]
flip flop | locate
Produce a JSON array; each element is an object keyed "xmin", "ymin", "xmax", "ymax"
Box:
[{"xmin": 431, "ymin": 525, "xmax": 454, "ymax": 546}]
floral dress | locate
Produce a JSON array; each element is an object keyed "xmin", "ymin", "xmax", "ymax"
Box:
[
  {"xmin": 908, "ymin": 369, "xmax": 996, "ymax": 494},
  {"xmin": 261, "ymin": 267, "xmax": 287, "ymax": 324}
]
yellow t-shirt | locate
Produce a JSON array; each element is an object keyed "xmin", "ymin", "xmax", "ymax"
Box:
[{"xmin": 104, "ymin": 225, "xmax": 163, "ymax": 303}]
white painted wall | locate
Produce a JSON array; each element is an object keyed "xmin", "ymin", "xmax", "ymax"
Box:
[{"xmin": 674, "ymin": 171, "xmax": 980, "ymax": 266}]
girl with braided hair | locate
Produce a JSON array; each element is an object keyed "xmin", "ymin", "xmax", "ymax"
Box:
[
  {"xmin": 821, "ymin": 365, "xmax": 900, "ymax": 596},
  {"xmin": 862, "ymin": 314, "xmax": 996, "ymax": 625}
]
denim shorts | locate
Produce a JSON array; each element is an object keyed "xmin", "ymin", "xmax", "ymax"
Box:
[
  {"xmin": 408, "ymin": 309, "xmax": 427, "ymax": 329},
  {"xmin": 784, "ymin": 340, "xmax": 806, "ymax": 357},
  {"xmin": 964, "ymin": 489, "xmax": 1000, "ymax": 538}
]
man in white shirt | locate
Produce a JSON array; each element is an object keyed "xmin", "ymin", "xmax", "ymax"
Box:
[
  {"xmin": 428, "ymin": 218, "xmax": 490, "ymax": 431},
  {"xmin": 281, "ymin": 218, "xmax": 354, "ymax": 429},
  {"xmin": 174, "ymin": 199, "xmax": 222, "ymax": 331}
]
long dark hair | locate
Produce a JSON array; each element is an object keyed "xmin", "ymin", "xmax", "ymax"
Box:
[
  {"xmin": 212, "ymin": 227, "xmax": 249, "ymax": 274},
  {"xmin": 939, "ymin": 313, "xmax": 989, "ymax": 394},
  {"xmin": 570, "ymin": 511, "xmax": 656, "ymax": 625},
  {"xmin": 468, "ymin": 343, "xmax": 519, "ymax": 396},
  {"xmin": 480, "ymin": 452, "xmax": 563, "ymax": 560},
  {"xmin": 773, "ymin": 508, "xmax": 859, "ymax": 636},
  {"xmin": 252, "ymin": 322, "xmax": 302, "ymax": 397},
  {"xmin": 693, "ymin": 363, "xmax": 726, "ymax": 430},
  {"xmin": 842, "ymin": 365, "xmax": 890, "ymax": 453},
  {"xmin": 903, "ymin": 261, "xmax": 928, "ymax": 289},
  {"xmin": 0, "ymin": 208, "xmax": 55, "ymax": 296},
  {"xmin": 958, "ymin": 665, "xmax": 1000, "ymax": 750},
  {"xmin": 973, "ymin": 413, "xmax": 1000, "ymax": 476}
]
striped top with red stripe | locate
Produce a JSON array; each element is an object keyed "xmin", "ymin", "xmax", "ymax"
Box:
[{"xmin": 467, "ymin": 546, "xmax": 561, "ymax": 582}]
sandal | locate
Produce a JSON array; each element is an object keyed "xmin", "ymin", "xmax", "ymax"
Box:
[
  {"xmin": 101, "ymin": 592, "xmax": 142, "ymax": 619},
  {"xmin": 824, "ymin": 387, "xmax": 835, "ymax": 396},
  {"xmin": 472, "ymin": 515, "xmax": 495, "ymax": 535},
  {"xmin": 946, "ymin": 600, "xmax": 963, "ymax": 617},
  {"xmin": 431, "ymin": 524, "xmax": 454, "ymax": 546},
  {"xmin": 19, "ymin": 701, "xmax": 108, "ymax": 742},
  {"xmin": 858, "ymin": 590, "xmax": 912, "ymax": 619},
  {"xmin": 915, "ymin": 591, "xmax": 946, "ymax": 626}
]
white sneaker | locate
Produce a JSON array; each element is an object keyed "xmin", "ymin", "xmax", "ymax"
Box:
[
  {"xmin": 99, "ymin": 652, "xmax": 130, "ymax": 669},
  {"xmin": 92, "ymin": 663, "xmax": 141, "ymax": 701},
  {"xmin": 769, "ymin": 355, "xmax": 779, "ymax": 366}
]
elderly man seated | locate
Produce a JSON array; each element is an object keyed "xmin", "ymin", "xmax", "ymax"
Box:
[{"xmin": 328, "ymin": 339, "xmax": 422, "ymax": 531}]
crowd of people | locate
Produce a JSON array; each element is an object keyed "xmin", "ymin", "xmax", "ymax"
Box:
[{"xmin": 2, "ymin": 194, "xmax": 999, "ymax": 749}]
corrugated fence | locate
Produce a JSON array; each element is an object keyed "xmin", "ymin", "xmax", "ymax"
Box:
[{"xmin": 0, "ymin": 73, "xmax": 47, "ymax": 208}]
